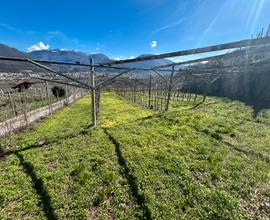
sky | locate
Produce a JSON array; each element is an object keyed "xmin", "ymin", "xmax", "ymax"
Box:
[{"xmin": 0, "ymin": 0, "xmax": 269, "ymax": 60}]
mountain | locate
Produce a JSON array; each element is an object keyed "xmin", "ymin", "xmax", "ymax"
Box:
[
  {"xmin": 0, "ymin": 43, "xmax": 173, "ymax": 73},
  {"xmin": 28, "ymin": 49, "xmax": 112, "ymax": 71},
  {"xmin": 28, "ymin": 51, "xmax": 173, "ymax": 68},
  {"xmin": 0, "ymin": 44, "xmax": 28, "ymax": 58},
  {"xmin": 29, "ymin": 49, "xmax": 111, "ymax": 64},
  {"xmin": 124, "ymin": 54, "xmax": 173, "ymax": 68},
  {"xmin": 89, "ymin": 53, "xmax": 112, "ymax": 64},
  {"xmin": 0, "ymin": 44, "xmax": 36, "ymax": 73}
]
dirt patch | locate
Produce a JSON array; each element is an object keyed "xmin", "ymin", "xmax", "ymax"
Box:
[
  {"xmin": 242, "ymin": 185, "xmax": 270, "ymax": 219},
  {"xmin": 88, "ymin": 205, "xmax": 99, "ymax": 220}
]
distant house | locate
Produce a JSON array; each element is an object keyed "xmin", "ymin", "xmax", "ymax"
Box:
[{"xmin": 12, "ymin": 81, "xmax": 32, "ymax": 92}]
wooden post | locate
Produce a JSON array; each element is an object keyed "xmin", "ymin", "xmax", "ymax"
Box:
[
  {"xmin": 65, "ymin": 85, "xmax": 69, "ymax": 99},
  {"xmin": 45, "ymin": 82, "xmax": 52, "ymax": 114},
  {"xmin": 95, "ymin": 88, "xmax": 101, "ymax": 119},
  {"xmin": 72, "ymin": 87, "xmax": 75, "ymax": 101},
  {"xmin": 56, "ymin": 90, "xmax": 59, "ymax": 102},
  {"xmin": 39, "ymin": 89, "xmax": 44, "ymax": 106},
  {"xmin": 165, "ymin": 66, "xmax": 175, "ymax": 111},
  {"xmin": 21, "ymin": 89, "xmax": 28, "ymax": 125},
  {"xmin": 133, "ymin": 80, "xmax": 136, "ymax": 103},
  {"xmin": 7, "ymin": 90, "xmax": 17, "ymax": 116},
  {"xmin": 148, "ymin": 73, "xmax": 152, "ymax": 108},
  {"xmin": 34, "ymin": 88, "xmax": 37, "ymax": 98},
  {"xmin": 194, "ymin": 93, "xmax": 197, "ymax": 103},
  {"xmin": 80, "ymin": 88, "xmax": 83, "ymax": 97},
  {"xmin": 203, "ymin": 93, "xmax": 207, "ymax": 102},
  {"xmin": 90, "ymin": 58, "xmax": 97, "ymax": 127},
  {"xmin": 203, "ymin": 82, "xmax": 207, "ymax": 102},
  {"xmin": 187, "ymin": 77, "xmax": 191, "ymax": 102}
]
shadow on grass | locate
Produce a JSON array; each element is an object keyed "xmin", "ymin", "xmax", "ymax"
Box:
[
  {"xmin": 0, "ymin": 124, "xmax": 95, "ymax": 220},
  {"xmin": 0, "ymin": 146, "xmax": 6, "ymax": 161},
  {"xmin": 186, "ymin": 101, "xmax": 221, "ymax": 110},
  {"xmin": 2, "ymin": 123, "xmax": 93, "ymax": 157},
  {"xmin": 15, "ymin": 152, "xmax": 57, "ymax": 220},
  {"xmin": 161, "ymin": 114, "xmax": 270, "ymax": 164},
  {"xmin": 104, "ymin": 129, "xmax": 152, "ymax": 220}
]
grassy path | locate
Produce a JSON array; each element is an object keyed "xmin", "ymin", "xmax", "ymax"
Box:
[{"xmin": 1, "ymin": 93, "xmax": 270, "ymax": 219}]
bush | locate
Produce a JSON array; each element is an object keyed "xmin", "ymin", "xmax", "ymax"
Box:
[{"xmin": 51, "ymin": 86, "xmax": 66, "ymax": 98}]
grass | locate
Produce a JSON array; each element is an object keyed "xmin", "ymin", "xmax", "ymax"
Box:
[{"xmin": 1, "ymin": 93, "xmax": 270, "ymax": 219}]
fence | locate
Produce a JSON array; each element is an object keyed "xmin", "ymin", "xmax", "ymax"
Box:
[
  {"xmin": 116, "ymin": 88, "xmax": 204, "ymax": 112},
  {"xmin": 0, "ymin": 83, "xmax": 85, "ymax": 123},
  {"xmin": 0, "ymin": 92, "xmax": 84, "ymax": 138}
]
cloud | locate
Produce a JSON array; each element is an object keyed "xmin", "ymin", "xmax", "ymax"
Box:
[
  {"xmin": 96, "ymin": 47, "xmax": 100, "ymax": 51},
  {"xmin": 0, "ymin": 23, "xmax": 35, "ymax": 35},
  {"xmin": 27, "ymin": 42, "xmax": 50, "ymax": 52},
  {"xmin": 151, "ymin": 40, "xmax": 157, "ymax": 48},
  {"xmin": 60, "ymin": 48, "xmax": 72, "ymax": 51},
  {"xmin": 115, "ymin": 56, "xmax": 125, "ymax": 60},
  {"xmin": 169, "ymin": 57, "xmax": 186, "ymax": 63},
  {"xmin": 0, "ymin": 23, "xmax": 22, "ymax": 32},
  {"xmin": 115, "ymin": 55, "xmax": 135, "ymax": 60},
  {"xmin": 200, "ymin": 61, "xmax": 209, "ymax": 64},
  {"xmin": 153, "ymin": 19, "xmax": 185, "ymax": 34}
]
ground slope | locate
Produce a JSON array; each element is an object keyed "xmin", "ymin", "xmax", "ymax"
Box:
[{"xmin": 1, "ymin": 93, "xmax": 270, "ymax": 219}]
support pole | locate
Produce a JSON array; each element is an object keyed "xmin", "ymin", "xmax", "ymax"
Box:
[
  {"xmin": 165, "ymin": 66, "xmax": 175, "ymax": 111},
  {"xmin": 95, "ymin": 88, "xmax": 101, "ymax": 119},
  {"xmin": 21, "ymin": 89, "xmax": 28, "ymax": 125},
  {"xmin": 39, "ymin": 89, "xmax": 44, "ymax": 106},
  {"xmin": 7, "ymin": 90, "xmax": 17, "ymax": 116},
  {"xmin": 133, "ymin": 80, "xmax": 137, "ymax": 103},
  {"xmin": 148, "ymin": 73, "xmax": 152, "ymax": 108},
  {"xmin": 45, "ymin": 82, "xmax": 52, "ymax": 114},
  {"xmin": 65, "ymin": 85, "xmax": 68, "ymax": 99},
  {"xmin": 90, "ymin": 58, "xmax": 97, "ymax": 127}
]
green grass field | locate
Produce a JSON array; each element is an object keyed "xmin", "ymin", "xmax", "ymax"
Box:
[{"xmin": 0, "ymin": 93, "xmax": 269, "ymax": 219}]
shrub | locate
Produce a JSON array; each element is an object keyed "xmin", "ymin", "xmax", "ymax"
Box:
[{"xmin": 51, "ymin": 86, "xmax": 66, "ymax": 98}]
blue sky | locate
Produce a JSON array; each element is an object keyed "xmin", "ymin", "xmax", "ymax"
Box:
[{"xmin": 0, "ymin": 0, "xmax": 269, "ymax": 60}]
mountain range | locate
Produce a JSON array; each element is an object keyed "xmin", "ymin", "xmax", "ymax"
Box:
[{"xmin": 0, "ymin": 43, "xmax": 173, "ymax": 73}]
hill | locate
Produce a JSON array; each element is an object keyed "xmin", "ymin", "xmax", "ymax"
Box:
[
  {"xmin": 0, "ymin": 44, "xmax": 28, "ymax": 58},
  {"xmin": 0, "ymin": 44, "xmax": 37, "ymax": 73}
]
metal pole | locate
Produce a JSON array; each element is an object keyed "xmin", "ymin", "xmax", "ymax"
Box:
[
  {"xmin": 102, "ymin": 36, "xmax": 270, "ymax": 65},
  {"xmin": 45, "ymin": 82, "xmax": 52, "ymax": 114},
  {"xmin": 90, "ymin": 58, "xmax": 97, "ymax": 127},
  {"xmin": 165, "ymin": 66, "xmax": 175, "ymax": 111},
  {"xmin": 148, "ymin": 73, "xmax": 152, "ymax": 108}
]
